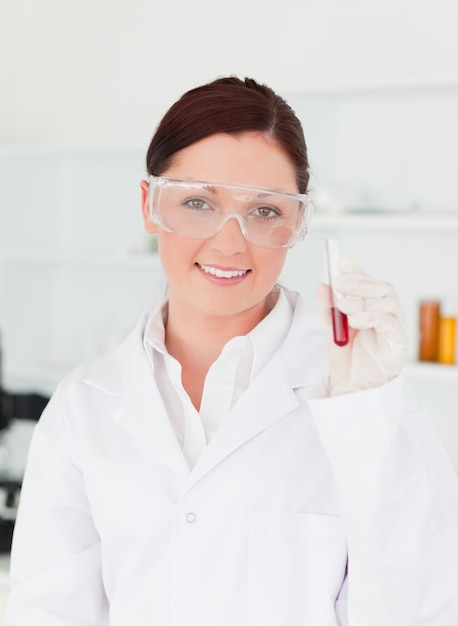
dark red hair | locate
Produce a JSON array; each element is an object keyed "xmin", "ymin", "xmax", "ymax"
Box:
[{"xmin": 146, "ymin": 76, "xmax": 310, "ymax": 193}]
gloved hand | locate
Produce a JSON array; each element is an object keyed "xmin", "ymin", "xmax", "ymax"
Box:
[{"xmin": 317, "ymin": 256, "xmax": 408, "ymax": 396}]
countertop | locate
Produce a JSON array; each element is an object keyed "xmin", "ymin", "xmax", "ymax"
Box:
[
  {"xmin": 0, "ymin": 556, "xmax": 9, "ymax": 587},
  {"xmin": 0, "ymin": 555, "xmax": 10, "ymax": 625}
]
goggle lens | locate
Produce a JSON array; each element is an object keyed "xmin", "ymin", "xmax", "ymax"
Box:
[{"xmin": 148, "ymin": 176, "xmax": 312, "ymax": 248}]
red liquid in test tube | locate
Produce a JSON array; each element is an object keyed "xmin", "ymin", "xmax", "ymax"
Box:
[
  {"xmin": 326, "ymin": 239, "xmax": 349, "ymax": 347},
  {"xmin": 331, "ymin": 307, "xmax": 349, "ymax": 346}
]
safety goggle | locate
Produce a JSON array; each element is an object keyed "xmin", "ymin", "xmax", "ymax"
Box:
[{"xmin": 147, "ymin": 175, "xmax": 313, "ymax": 249}]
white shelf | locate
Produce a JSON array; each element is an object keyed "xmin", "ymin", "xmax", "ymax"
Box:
[
  {"xmin": 311, "ymin": 212, "xmax": 458, "ymax": 232},
  {"xmin": 4, "ymin": 363, "xmax": 73, "ymax": 395},
  {"xmin": 0, "ymin": 248, "xmax": 161, "ymax": 270},
  {"xmin": 288, "ymin": 76, "xmax": 458, "ymax": 95},
  {"xmin": 5, "ymin": 360, "xmax": 458, "ymax": 396},
  {"xmin": 403, "ymin": 361, "xmax": 458, "ymax": 383}
]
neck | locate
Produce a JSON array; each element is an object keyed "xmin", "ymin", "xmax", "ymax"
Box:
[
  {"xmin": 166, "ymin": 301, "xmax": 268, "ymax": 368},
  {"xmin": 164, "ymin": 299, "xmax": 270, "ymax": 410}
]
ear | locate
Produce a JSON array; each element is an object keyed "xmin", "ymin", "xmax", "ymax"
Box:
[{"xmin": 140, "ymin": 179, "xmax": 158, "ymax": 234}]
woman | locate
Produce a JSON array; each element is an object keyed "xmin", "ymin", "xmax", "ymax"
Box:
[{"xmin": 6, "ymin": 77, "xmax": 458, "ymax": 625}]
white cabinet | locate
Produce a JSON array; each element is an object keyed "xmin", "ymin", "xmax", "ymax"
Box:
[
  {"xmin": 281, "ymin": 212, "xmax": 458, "ymax": 369},
  {"xmin": 1, "ymin": 247, "xmax": 164, "ymax": 395},
  {"xmin": 276, "ymin": 83, "xmax": 458, "ymax": 470},
  {"xmin": 0, "ymin": 149, "xmax": 165, "ymax": 396}
]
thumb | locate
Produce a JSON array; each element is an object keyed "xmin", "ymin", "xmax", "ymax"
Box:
[{"xmin": 317, "ymin": 282, "xmax": 333, "ymax": 328}]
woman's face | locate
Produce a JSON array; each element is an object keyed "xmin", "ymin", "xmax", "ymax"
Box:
[{"xmin": 141, "ymin": 132, "xmax": 299, "ymax": 325}]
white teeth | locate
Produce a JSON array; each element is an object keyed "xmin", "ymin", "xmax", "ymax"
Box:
[{"xmin": 198, "ymin": 264, "xmax": 248, "ymax": 278}]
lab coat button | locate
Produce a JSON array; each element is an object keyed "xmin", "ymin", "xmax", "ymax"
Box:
[{"xmin": 186, "ymin": 512, "xmax": 197, "ymax": 524}]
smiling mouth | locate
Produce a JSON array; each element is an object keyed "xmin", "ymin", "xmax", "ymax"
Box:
[{"xmin": 197, "ymin": 263, "xmax": 249, "ymax": 278}]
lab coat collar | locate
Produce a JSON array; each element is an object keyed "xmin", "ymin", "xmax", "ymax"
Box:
[
  {"xmin": 82, "ymin": 290, "xmax": 327, "ymax": 483},
  {"xmin": 189, "ymin": 291, "xmax": 328, "ymax": 483},
  {"xmin": 188, "ymin": 290, "xmax": 329, "ymax": 484},
  {"xmin": 82, "ymin": 319, "xmax": 191, "ymax": 480},
  {"xmin": 187, "ymin": 347, "xmax": 301, "ymax": 485},
  {"xmin": 281, "ymin": 289, "xmax": 329, "ymax": 387},
  {"xmin": 110, "ymin": 365, "xmax": 191, "ymax": 481},
  {"xmin": 107, "ymin": 346, "xmax": 302, "ymax": 484}
]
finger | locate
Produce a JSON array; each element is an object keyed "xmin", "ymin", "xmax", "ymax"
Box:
[
  {"xmin": 338, "ymin": 293, "xmax": 403, "ymax": 318},
  {"xmin": 336, "ymin": 256, "xmax": 396, "ymax": 298},
  {"xmin": 338, "ymin": 255, "xmax": 366, "ymax": 274},
  {"xmin": 332, "ymin": 271, "xmax": 395, "ymax": 296},
  {"xmin": 316, "ymin": 282, "xmax": 333, "ymax": 323},
  {"xmin": 347, "ymin": 311, "xmax": 406, "ymax": 339}
]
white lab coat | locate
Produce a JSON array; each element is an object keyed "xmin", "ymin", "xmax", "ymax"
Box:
[{"xmin": 6, "ymin": 291, "xmax": 458, "ymax": 626}]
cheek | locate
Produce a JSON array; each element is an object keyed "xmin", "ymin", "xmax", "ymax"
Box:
[
  {"xmin": 156, "ymin": 231, "xmax": 199, "ymax": 276},
  {"xmin": 253, "ymin": 248, "xmax": 288, "ymax": 282}
]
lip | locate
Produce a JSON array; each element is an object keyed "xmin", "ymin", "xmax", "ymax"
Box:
[{"xmin": 196, "ymin": 262, "xmax": 250, "ymax": 285}]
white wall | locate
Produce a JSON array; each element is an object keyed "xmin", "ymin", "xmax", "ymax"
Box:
[{"xmin": 2, "ymin": 0, "xmax": 458, "ymax": 148}]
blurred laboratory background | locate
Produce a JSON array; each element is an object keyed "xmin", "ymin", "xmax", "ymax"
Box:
[{"xmin": 0, "ymin": 0, "xmax": 458, "ymax": 614}]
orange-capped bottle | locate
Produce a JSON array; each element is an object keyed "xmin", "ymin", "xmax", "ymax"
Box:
[
  {"xmin": 419, "ymin": 300, "xmax": 441, "ymax": 362},
  {"xmin": 438, "ymin": 316, "xmax": 456, "ymax": 365}
]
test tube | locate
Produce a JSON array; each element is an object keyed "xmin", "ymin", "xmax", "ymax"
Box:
[{"xmin": 326, "ymin": 239, "xmax": 349, "ymax": 347}]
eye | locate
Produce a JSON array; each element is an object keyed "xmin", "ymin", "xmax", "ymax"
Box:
[
  {"xmin": 183, "ymin": 197, "xmax": 212, "ymax": 211},
  {"xmin": 253, "ymin": 205, "xmax": 281, "ymax": 219}
]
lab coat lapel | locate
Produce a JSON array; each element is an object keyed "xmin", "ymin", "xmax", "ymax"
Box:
[
  {"xmin": 188, "ymin": 349, "xmax": 301, "ymax": 485},
  {"xmin": 109, "ymin": 352, "xmax": 300, "ymax": 487},
  {"xmin": 85, "ymin": 293, "xmax": 325, "ymax": 487},
  {"xmin": 111, "ymin": 366, "xmax": 191, "ymax": 481}
]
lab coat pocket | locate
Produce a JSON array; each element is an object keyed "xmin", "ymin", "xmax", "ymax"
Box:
[{"xmin": 247, "ymin": 511, "xmax": 347, "ymax": 626}]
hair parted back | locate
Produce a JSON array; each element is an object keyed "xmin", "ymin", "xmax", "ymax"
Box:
[{"xmin": 146, "ymin": 76, "xmax": 310, "ymax": 193}]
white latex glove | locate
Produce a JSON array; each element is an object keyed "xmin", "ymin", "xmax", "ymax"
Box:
[{"xmin": 317, "ymin": 256, "xmax": 408, "ymax": 396}]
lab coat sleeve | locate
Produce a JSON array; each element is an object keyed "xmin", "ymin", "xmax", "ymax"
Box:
[
  {"xmin": 307, "ymin": 375, "xmax": 458, "ymax": 626},
  {"xmin": 5, "ymin": 389, "xmax": 109, "ymax": 626}
]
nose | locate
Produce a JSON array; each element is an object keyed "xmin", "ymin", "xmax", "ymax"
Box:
[{"xmin": 209, "ymin": 214, "xmax": 247, "ymax": 254}]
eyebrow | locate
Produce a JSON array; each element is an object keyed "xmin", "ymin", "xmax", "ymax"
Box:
[{"xmin": 193, "ymin": 181, "xmax": 285, "ymax": 200}]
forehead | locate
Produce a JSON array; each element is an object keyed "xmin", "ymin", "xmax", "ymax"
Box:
[{"xmin": 163, "ymin": 132, "xmax": 298, "ymax": 193}]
